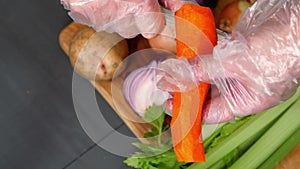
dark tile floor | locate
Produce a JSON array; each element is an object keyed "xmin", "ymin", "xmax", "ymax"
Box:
[{"xmin": 0, "ymin": 1, "xmax": 134, "ymax": 168}]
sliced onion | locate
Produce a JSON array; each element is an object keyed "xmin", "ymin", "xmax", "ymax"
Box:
[{"xmin": 123, "ymin": 60, "xmax": 171, "ymax": 117}]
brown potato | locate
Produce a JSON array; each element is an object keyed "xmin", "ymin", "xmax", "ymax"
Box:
[
  {"xmin": 214, "ymin": 0, "xmax": 255, "ymax": 33},
  {"xmin": 217, "ymin": 0, "xmax": 251, "ymax": 33},
  {"xmin": 148, "ymin": 26, "xmax": 176, "ymax": 54},
  {"xmin": 69, "ymin": 26, "xmax": 128, "ymax": 81},
  {"xmin": 148, "ymin": 34, "xmax": 176, "ymax": 54}
]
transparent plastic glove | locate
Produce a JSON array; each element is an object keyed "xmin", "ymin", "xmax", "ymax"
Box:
[
  {"xmin": 61, "ymin": 0, "xmax": 196, "ymax": 39},
  {"xmin": 61, "ymin": 0, "xmax": 163, "ymax": 38},
  {"xmin": 157, "ymin": 0, "xmax": 300, "ymax": 124}
]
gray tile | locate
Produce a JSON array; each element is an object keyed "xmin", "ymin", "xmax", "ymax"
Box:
[
  {"xmin": 0, "ymin": 32, "xmax": 53, "ymax": 112},
  {"xmin": 98, "ymin": 124, "xmax": 139, "ymax": 158},
  {"xmin": 66, "ymin": 124, "xmax": 138, "ymax": 169},
  {"xmin": 0, "ymin": 1, "xmax": 72, "ymax": 114},
  {"xmin": 65, "ymin": 146, "xmax": 132, "ymax": 169},
  {"xmin": 0, "ymin": 81, "xmax": 94, "ymax": 169},
  {"xmin": 0, "ymin": 0, "xmax": 73, "ymax": 80},
  {"xmin": 69, "ymin": 72, "xmax": 124, "ymax": 131},
  {"xmin": 0, "ymin": 0, "xmax": 133, "ymax": 168},
  {"xmin": 0, "ymin": 69, "xmax": 125, "ymax": 169}
]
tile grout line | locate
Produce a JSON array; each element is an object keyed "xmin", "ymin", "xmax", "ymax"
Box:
[{"xmin": 61, "ymin": 123, "xmax": 125, "ymax": 169}]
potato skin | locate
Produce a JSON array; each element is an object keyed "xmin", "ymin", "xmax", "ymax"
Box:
[
  {"xmin": 69, "ymin": 26, "xmax": 128, "ymax": 81},
  {"xmin": 148, "ymin": 34, "xmax": 176, "ymax": 54},
  {"xmin": 217, "ymin": 0, "xmax": 251, "ymax": 33}
]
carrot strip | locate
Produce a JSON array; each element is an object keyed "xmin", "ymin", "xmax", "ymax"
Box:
[{"xmin": 171, "ymin": 4, "xmax": 217, "ymax": 162}]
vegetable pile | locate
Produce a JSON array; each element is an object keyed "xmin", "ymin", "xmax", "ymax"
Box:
[
  {"xmin": 123, "ymin": 2, "xmax": 300, "ymax": 169},
  {"xmin": 125, "ymin": 88, "xmax": 300, "ymax": 169}
]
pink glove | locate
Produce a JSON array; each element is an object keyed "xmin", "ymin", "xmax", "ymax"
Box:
[
  {"xmin": 157, "ymin": 0, "xmax": 300, "ymax": 124},
  {"xmin": 61, "ymin": 0, "xmax": 196, "ymax": 39}
]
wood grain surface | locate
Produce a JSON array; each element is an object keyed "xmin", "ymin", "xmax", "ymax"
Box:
[{"xmin": 59, "ymin": 22, "xmax": 300, "ymax": 168}]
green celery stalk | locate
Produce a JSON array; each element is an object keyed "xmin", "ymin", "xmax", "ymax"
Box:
[
  {"xmin": 207, "ymin": 118, "xmax": 274, "ymax": 169},
  {"xmin": 258, "ymin": 128, "xmax": 300, "ymax": 169},
  {"xmin": 187, "ymin": 89, "xmax": 300, "ymax": 169},
  {"xmin": 230, "ymin": 93, "xmax": 300, "ymax": 169},
  {"xmin": 202, "ymin": 123, "xmax": 225, "ymax": 143},
  {"xmin": 204, "ymin": 116, "xmax": 253, "ymax": 153}
]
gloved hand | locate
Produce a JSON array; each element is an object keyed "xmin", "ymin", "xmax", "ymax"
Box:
[
  {"xmin": 157, "ymin": 0, "xmax": 300, "ymax": 124},
  {"xmin": 61, "ymin": 0, "xmax": 197, "ymax": 39}
]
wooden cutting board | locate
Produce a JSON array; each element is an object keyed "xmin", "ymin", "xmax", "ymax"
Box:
[
  {"xmin": 59, "ymin": 22, "xmax": 153, "ymax": 141},
  {"xmin": 59, "ymin": 22, "xmax": 300, "ymax": 168}
]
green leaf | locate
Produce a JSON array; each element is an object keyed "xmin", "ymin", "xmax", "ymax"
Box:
[
  {"xmin": 124, "ymin": 105, "xmax": 185, "ymax": 169},
  {"xmin": 144, "ymin": 104, "xmax": 165, "ymax": 131},
  {"xmin": 143, "ymin": 104, "xmax": 170, "ymax": 145},
  {"xmin": 124, "ymin": 149, "xmax": 186, "ymax": 169},
  {"xmin": 204, "ymin": 116, "xmax": 253, "ymax": 152}
]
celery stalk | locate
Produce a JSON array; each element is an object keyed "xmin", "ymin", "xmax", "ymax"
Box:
[
  {"xmin": 208, "ymin": 119, "xmax": 274, "ymax": 169},
  {"xmin": 230, "ymin": 94, "xmax": 300, "ymax": 169},
  {"xmin": 204, "ymin": 116, "xmax": 253, "ymax": 152},
  {"xmin": 187, "ymin": 89, "xmax": 300, "ymax": 169},
  {"xmin": 258, "ymin": 128, "xmax": 300, "ymax": 169},
  {"xmin": 202, "ymin": 123, "xmax": 225, "ymax": 142}
]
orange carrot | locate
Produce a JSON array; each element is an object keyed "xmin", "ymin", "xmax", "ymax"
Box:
[{"xmin": 171, "ymin": 4, "xmax": 217, "ymax": 162}]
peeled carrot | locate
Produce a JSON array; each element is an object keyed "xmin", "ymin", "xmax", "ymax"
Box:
[{"xmin": 171, "ymin": 4, "xmax": 217, "ymax": 162}]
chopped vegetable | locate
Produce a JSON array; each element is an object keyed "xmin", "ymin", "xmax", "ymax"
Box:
[
  {"xmin": 171, "ymin": 4, "xmax": 217, "ymax": 162},
  {"xmin": 123, "ymin": 61, "xmax": 170, "ymax": 116}
]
